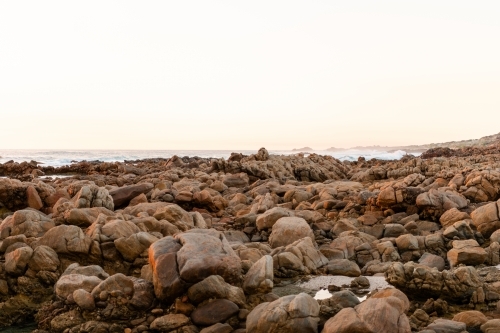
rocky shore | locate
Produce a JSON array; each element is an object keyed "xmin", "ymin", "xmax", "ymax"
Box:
[{"xmin": 1, "ymin": 145, "xmax": 500, "ymax": 333}]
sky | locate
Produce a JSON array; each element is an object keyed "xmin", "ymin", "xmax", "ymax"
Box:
[{"xmin": 1, "ymin": 1, "xmax": 499, "ymax": 150}]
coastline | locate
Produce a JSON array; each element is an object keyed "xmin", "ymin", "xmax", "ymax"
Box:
[{"xmin": 0, "ymin": 146, "xmax": 500, "ymax": 332}]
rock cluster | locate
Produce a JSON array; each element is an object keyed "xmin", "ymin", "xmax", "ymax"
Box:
[{"xmin": 1, "ymin": 146, "xmax": 500, "ymax": 332}]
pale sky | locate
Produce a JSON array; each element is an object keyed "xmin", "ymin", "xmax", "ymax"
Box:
[{"xmin": 1, "ymin": 1, "xmax": 499, "ymax": 150}]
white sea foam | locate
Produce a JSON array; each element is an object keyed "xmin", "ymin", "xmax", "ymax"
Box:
[{"xmin": 0, "ymin": 149, "xmax": 421, "ymax": 167}]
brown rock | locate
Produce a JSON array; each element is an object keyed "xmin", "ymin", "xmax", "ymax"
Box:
[
  {"xmin": 191, "ymin": 299, "xmax": 239, "ymax": 326},
  {"xmin": 439, "ymin": 208, "xmax": 470, "ymax": 229},
  {"xmin": 447, "ymin": 239, "xmax": 487, "ymax": 268},
  {"xmin": 150, "ymin": 314, "xmax": 190, "ymax": 331},
  {"xmin": 268, "ymin": 217, "xmax": 314, "ymax": 248},
  {"xmin": 26, "ymin": 186, "xmax": 43, "ymax": 210},
  {"xmin": 452, "ymin": 310, "xmax": 487, "ymax": 329},
  {"xmin": 108, "ymin": 183, "xmax": 153, "ymax": 208},
  {"xmin": 129, "ymin": 193, "xmax": 148, "ymax": 206},
  {"xmin": 73, "ymin": 289, "xmax": 95, "ymax": 311},
  {"xmin": 148, "ymin": 236, "xmax": 185, "ymax": 302}
]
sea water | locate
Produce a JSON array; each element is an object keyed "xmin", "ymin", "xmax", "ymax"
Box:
[{"xmin": 0, "ymin": 149, "xmax": 419, "ymax": 167}]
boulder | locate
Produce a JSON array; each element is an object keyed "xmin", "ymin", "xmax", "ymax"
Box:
[
  {"xmin": 272, "ymin": 237, "xmax": 329, "ymax": 274},
  {"xmin": 0, "ymin": 209, "xmax": 54, "ymax": 238},
  {"xmin": 55, "ymin": 274, "xmax": 102, "ymax": 299},
  {"xmin": 61, "ymin": 263, "xmax": 109, "ymax": 279},
  {"xmin": 122, "ymin": 202, "xmax": 170, "ymax": 216},
  {"xmin": 37, "ymin": 225, "xmax": 92, "ymax": 255},
  {"xmin": 247, "ymin": 293, "xmax": 320, "ymax": 333},
  {"xmin": 426, "ymin": 318, "xmax": 466, "ymax": 333},
  {"xmin": 439, "ymin": 208, "xmax": 470, "ymax": 229},
  {"xmin": 256, "ymin": 207, "xmax": 293, "ymax": 230},
  {"xmin": 26, "ymin": 185, "xmax": 43, "ymax": 210},
  {"xmin": 148, "ymin": 236, "xmax": 184, "ymax": 301},
  {"xmin": 101, "ymin": 219, "xmax": 141, "ymax": 240},
  {"xmin": 471, "ymin": 199, "xmax": 500, "ymax": 238},
  {"xmin": 187, "ymin": 275, "xmax": 246, "ymax": 306},
  {"xmin": 482, "ymin": 319, "xmax": 500, "ymax": 333},
  {"xmin": 322, "ymin": 289, "xmax": 410, "ymax": 333},
  {"xmin": 326, "ymin": 259, "xmax": 361, "ymax": 277},
  {"xmin": 154, "ymin": 204, "xmax": 194, "ymax": 230},
  {"xmin": 5, "ymin": 246, "xmax": 33, "ymax": 275},
  {"xmin": 200, "ymin": 323, "xmax": 233, "ymax": 333},
  {"xmin": 72, "ymin": 185, "xmax": 114, "ymax": 211},
  {"xmin": 191, "ymin": 299, "xmax": 239, "ymax": 326},
  {"xmin": 329, "ymin": 231, "xmax": 377, "ymax": 260},
  {"xmin": 91, "ymin": 273, "xmax": 134, "ymax": 297},
  {"xmin": 108, "ymin": 182, "xmax": 154, "ymax": 207},
  {"xmin": 73, "ymin": 289, "xmax": 95, "ymax": 311},
  {"xmin": 114, "ymin": 231, "xmax": 158, "ymax": 262},
  {"xmin": 416, "ymin": 188, "xmax": 468, "ymax": 218},
  {"xmin": 269, "ymin": 217, "xmax": 314, "ymax": 248},
  {"xmin": 176, "ymin": 229, "xmax": 242, "ymax": 284},
  {"xmin": 326, "ymin": 290, "xmax": 360, "ymax": 308},
  {"xmin": 385, "ymin": 261, "xmax": 483, "ymax": 301},
  {"xmin": 418, "ymin": 253, "xmax": 445, "ymax": 271},
  {"xmin": 28, "ymin": 245, "xmax": 60, "ymax": 272},
  {"xmin": 223, "ymin": 173, "xmax": 250, "ymax": 188},
  {"xmin": 64, "ymin": 207, "xmax": 114, "ymax": 227},
  {"xmin": 243, "ymin": 255, "xmax": 273, "ymax": 294},
  {"xmin": 150, "ymin": 314, "xmax": 190, "ymax": 331},
  {"xmin": 452, "ymin": 310, "xmax": 487, "ymax": 329},
  {"xmin": 447, "ymin": 239, "xmax": 487, "ymax": 268}
]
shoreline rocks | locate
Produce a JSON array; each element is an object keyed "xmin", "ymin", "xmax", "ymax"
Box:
[{"xmin": 1, "ymin": 147, "xmax": 500, "ymax": 332}]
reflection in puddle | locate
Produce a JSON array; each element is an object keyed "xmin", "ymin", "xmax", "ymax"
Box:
[
  {"xmin": 299, "ymin": 275, "xmax": 392, "ymax": 302},
  {"xmin": 314, "ymin": 289, "xmax": 333, "ymax": 300}
]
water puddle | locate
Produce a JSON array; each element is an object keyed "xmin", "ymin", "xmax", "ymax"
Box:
[
  {"xmin": 298, "ymin": 275, "xmax": 392, "ymax": 301},
  {"xmin": 39, "ymin": 175, "xmax": 73, "ymax": 179}
]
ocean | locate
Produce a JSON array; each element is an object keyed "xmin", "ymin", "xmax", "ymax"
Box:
[{"xmin": 0, "ymin": 149, "xmax": 419, "ymax": 167}]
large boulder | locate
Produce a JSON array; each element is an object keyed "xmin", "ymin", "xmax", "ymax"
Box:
[
  {"xmin": 150, "ymin": 314, "xmax": 190, "ymax": 332},
  {"xmin": 90, "ymin": 273, "xmax": 134, "ymax": 297},
  {"xmin": 243, "ymin": 255, "xmax": 273, "ymax": 294},
  {"xmin": 269, "ymin": 217, "xmax": 314, "ymax": 248},
  {"xmin": 425, "ymin": 318, "xmax": 466, "ymax": 333},
  {"xmin": 447, "ymin": 239, "xmax": 487, "ymax": 268},
  {"xmin": 439, "ymin": 208, "xmax": 470, "ymax": 229},
  {"xmin": 153, "ymin": 204, "xmax": 194, "ymax": 230},
  {"xmin": 72, "ymin": 185, "xmax": 114, "ymax": 211},
  {"xmin": 187, "ymin": 275, "xmax": 245, "ymax": 306},
  {"xmin": 256, "ymin": 207, "xmax": 293, "ymax": 230},
  {"xmin": 452, "ymin": 310, "xmax": 488, "ymax": 330},
  {"xmin": 37, "ymin": 225, "xmax": 92, "ymax": 255},
  {"xmin": 114, "ymin": 231, "xmax": 158, "ymax": 262},
  {"xmin": 416, "ymin": 188, "xmax": 468, "ymax": 219},
  {"xmin": 28, "ymin": 245, "xmax": 60, "ymax": 272},
  {"xmin": 176, "ymin": 229, "xmax": 242, "ymax": 284},
  {"xmin": 64, "ymin": 207, "xmax": 114, "ymax": 227},
  {"xmin": 271, "ymin": 237, "xmax": 329, "ymax": 275},
  {"xmin": 247, "ymin": 293, "xmax": 320, "ymax": 333},
  {"xmin": 223, "ymin": 173, "xmax": 249, "ymax": 188},
  {"xmin": 108, "ymin": 182, "xmax": 154, "ymax": 208},
  {"xmin": 149, "ymin": 230, "xmax": 242, "ymax": 302},
  {"xmin": 0, "ymin": 209, "xmax": 54, "ymax": 238},
  {"xmin": 471, "ymin": 199, "xmax": 500, "ymax": 238},
  {"xmin": 329, "ymin": 231, "xmax": 377, "ymax": 260},
  {"xmin": 55, "ymin": 274, "xmax": 103, "ymax": 299},
  {"xmin": 148, "ymin": 236, "xmax": 184, "ymax": 302},
  {"xmin": 385, "ymin": 261, "xmax": 483, "ymax": 301},
  {"xmin": 322, "ymin": 289, "xmax": 410, "ymax": 333},
  {"xmin": 191, "ymin": 299, "xmax": 239, "ymax": 326},
  {"xmin": 326, "ymin": 259, "xmax": 361, "ymax": 277},
  {"xmin": 5, "ymin": 245, "xmax": 33, "ymax": 275}
]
